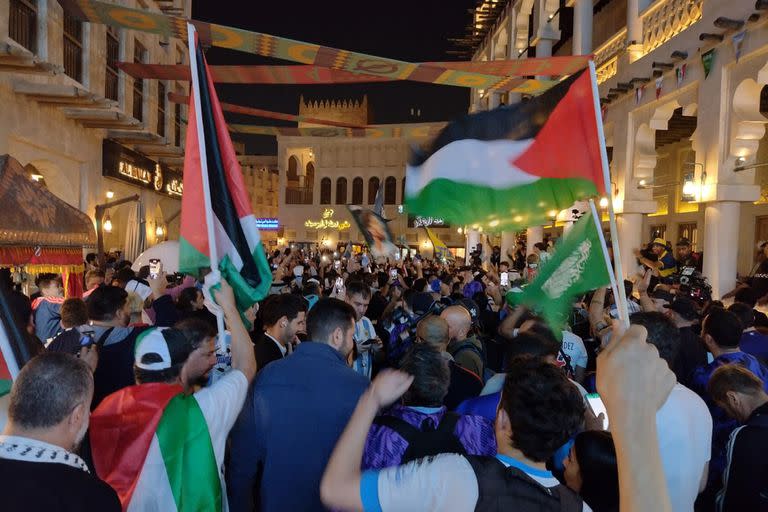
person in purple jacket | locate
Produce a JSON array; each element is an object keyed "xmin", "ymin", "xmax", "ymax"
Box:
[{"xmin": 362, "ymin": 342, "xmax": 495, "ymax": 470}]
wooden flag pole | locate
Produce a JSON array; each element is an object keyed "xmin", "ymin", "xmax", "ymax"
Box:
[
  {"xmin": 187, "ymin": 23, "xmax": 226, "ymax": 339},
  {"xmin": 588, "ymin": 60, "xmax": 630, "ymax": 327}
]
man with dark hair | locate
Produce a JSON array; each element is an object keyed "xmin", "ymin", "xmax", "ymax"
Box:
[
  {"xmin": 228, "ymin": 298, "xmax": 369, "ymax": 512},
  {"xmin": 733, "ymin": 286, "xmax": 768, "ymax": 327},
  {"xmin": 365, "ymin": 272, "xmax": 390, "ymax": 323},
  {"xmin": 707, "ymin": 365, "xmax": 768, "ymax": 511},
  {"xmin": 346, "ymin": 280, "xmax": 381, "ymax": 379},
  {"xmin": 87, "ymin": 278, "xmax": 178, "ymax": 408},
  {"xmin": 46, "ymin": 298, "xmax": 94, "ymax": 354},
  {"xmin": 0, "ymin": 353, "xmax": 120, "ymax": 510},
  {"xmin": 322, "ymin": 354, "xmax": 587, "ymax": 511},
  {"xmin": 691, "ymin": 307, "xmax": 768, "ymax": 499},
  {"xmin": 362, "ymin": 343, "xmax": 495, "ymax": 470},
  {"xmin": 0, "ymin": 267, "xmax": 32, "ymax": 335},
  {"xmin": 32, "ymin": 272, "xmax": 64, "ymax": 342},
  {"xmin": 629, "ymin": 311, "xmax": 712, "ymax": 511},
  {"xmin": 253, "ymin": 293, "xmax": 307, "ymax": 371},
  {"xmin": 728, "ymin": 302, "xmax": 768, "ymax": 364},
  {"xmin": 89, "ymin": 280, "xmax": 255, "ymax": 510},
  {"xmin": 662, "ymin": 296, "xmax": 707, "ymax": 387},
  {"xmin": 675, "ymin": 238, "xmax": 703, "ymax": 272}
]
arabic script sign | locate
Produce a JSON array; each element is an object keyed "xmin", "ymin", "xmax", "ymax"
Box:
[{"xmin": 305, "ymin": 208, "xmax": 350, "ymax": 230}]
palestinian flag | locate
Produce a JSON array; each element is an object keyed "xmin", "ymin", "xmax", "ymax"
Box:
[
  {"xmin": 405, "ymin": 68, "xmax": 606, "ymax": 229},
  {"xmin": 90, "ymin": 383, "xmax": 221, "ymax": 511},
  {"xmin": 179, "ymin": 33, "xmax": 271, "ymax": 312}
]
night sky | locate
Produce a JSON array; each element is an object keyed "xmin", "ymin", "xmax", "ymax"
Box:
[{"xmin": 192, "ymin": 0, "xmax": 477, "ymax": 154}]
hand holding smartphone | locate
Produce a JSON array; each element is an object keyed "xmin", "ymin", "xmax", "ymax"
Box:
[
  {"xmin": 586, "ymin": 393, "xmax": 609, "ymax": 430},
  {"xmin": 149, "ymin": 258, "xmax": 162, "ymax": 279}
]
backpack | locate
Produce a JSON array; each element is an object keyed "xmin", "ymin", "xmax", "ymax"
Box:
[
  {"xmin": 452, "ymin": 339, "xmax": 495, "ymax": 383},
  {"xmin": 373, "ymin": 412, "xmax": 466, "ymax": 464},
  {"xmin": 465, "ymin": 455, "xmax": 583, "ymax": 512}
]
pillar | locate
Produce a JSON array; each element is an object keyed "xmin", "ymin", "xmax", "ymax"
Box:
[
  {"xmin": 703, "ymin": 202, "xmax": 740, "ymax": 299},
  {"xmin": 626, "ymin": 0, "xmax": 643, "ymax": 59},
  {"xmin": 572, "ymin": 0, "xmax": 593, "ymax": 56},
  {"xmin": 526, "ymin": 226, "xmax": 543, "ymax": 255},
  {"xmin": 466, "ymin": 229, "xmax": 480, "ymax": 264},
  {"xmin": 488, "ymin": 92, "xmax": 500, "ymax": 110},
  {"xmin": 501, "ymin": 231, "xmax": 516, "ymax": 264},
  {"xmin": 616, "ymin": 213, "xmax": 643, "ymax": 279}
]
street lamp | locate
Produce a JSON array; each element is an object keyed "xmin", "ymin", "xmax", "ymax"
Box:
[
  {"xmin": 103, "ymin": 212, "xmax": 113, "ymax": 233},
  {"xmin": 599, "ymin": 197, "xmax": 609, "ymax": 209},
  {"xmin": 94, "ymin": 194, "xmax": 139, "ymax": 268}
]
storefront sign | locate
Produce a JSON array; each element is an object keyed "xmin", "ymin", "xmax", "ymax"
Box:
[
  {"xmin": 256, "ymin": 218, "xmax": 279, "ymax": 231},
  {"xmin": 408, "ymin": 215, "xmax": 448, "ymax": 228},
  {"xmin": 103, "ymin": 140, "xmax": 183, "ymax": 198},
  {"xmin": 305, "ymin": 208, "xmax": 350, "ymax": 230}
]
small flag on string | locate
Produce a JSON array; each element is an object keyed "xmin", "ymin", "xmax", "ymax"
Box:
[
  {"xmin": 702, "ymin": 49, "xmax": 716, "ymax": 78},
  {"xmin": 601, "ymin": 103, "xmax": 607, "ymax": 120},
  {"xmin": 635, "ymin": 85, "xmax": 644, "ymax": 105},
  {"xmin": 676, "ymin": 63, "xmax": 687, "ymax": 86},
  {"xmin": 733, "ymin": 31, "xmax": 746, "ymax": 62},
  {"xmin": 655, "ymin": 76, "xmax": 663, "ymax": 99}
]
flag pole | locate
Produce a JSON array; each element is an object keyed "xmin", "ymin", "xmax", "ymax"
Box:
[
  {"xmin": 187, "ymin": 23, "xmax": 226, "ymax": 339},
  {"xmin": 588, "ymin": 60, "xmax": 630, "ymax": 327},
  {"xmin": 588, "ymin": 199, "xmax": 622, "ymax": 322}
]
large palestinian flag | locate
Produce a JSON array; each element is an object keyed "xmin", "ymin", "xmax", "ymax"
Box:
[
  {"xmin": 179, "ymin": 34, "xmax": 271, "ymax": 311},
  {"xmin": 405, "ymin": 68, "xmax": 606, "ymax": 230}
]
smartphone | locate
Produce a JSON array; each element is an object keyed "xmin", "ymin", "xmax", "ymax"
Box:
[
  {"xmin": 586, "ymin": 393, "xmax": 609, "ymax": 429},
  {"xmin": 500, "ymin": 271, "xmax": 509, "ymax": 287},
  {"xmin": 334, "ymin": 260, "xmax": 341, "ymax": 270},
  {"xmin": 149, "ymin": 258, "xmax": 162, "ymax": 279},
  {"xmin": 335, "ymin": 277, "xmax": 344, "ymax": 289},
  {"xmin": 389, "ymin": 268, "xmax": 398, "ymax": 279}
]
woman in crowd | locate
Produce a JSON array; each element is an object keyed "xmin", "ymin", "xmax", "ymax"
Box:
[{"xmin": 563, "ymin": 430, "xmax": 620, "ymax": 512}]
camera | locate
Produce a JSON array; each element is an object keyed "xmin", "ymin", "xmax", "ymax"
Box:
[{"xmin": 674, "ymin": 266, "xmax": 712, "ymax": 305}]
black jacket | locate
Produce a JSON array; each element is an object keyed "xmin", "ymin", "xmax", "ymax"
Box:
[
  {"xmin": 718, "ymin": 402, "xmax": 768, "ymax": 512},
  {"xmin": 252, "ymin": 332, "xmax": 286, "ymax": 372}
]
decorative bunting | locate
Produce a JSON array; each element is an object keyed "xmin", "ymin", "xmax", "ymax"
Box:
[
  {"xmin": 732, "ymin": 31, "xmax": 746, "ymax": 62},
  {"xmin": 59, "ymin": 0, "xmax": 586, "ymax": 92},
  {"xmin": 655, "ymin": 76, "xmax": 663, "ymax": 99},
  {"xmin": 635, "ymin": 85, "xmax": 644, "ymax": 105},
  {"xmin": 701, "ymin": 49, "xmax": 716, "ymax": 78},
  {"xmin": 228, "ymin": 123, "xmax": 444, "ymax": 139},
  {"xmin": 600, "ymin": 104, "xmax": 607, "ymax": 120},
  {"xmin": 675, "ymin": 63, "xmax": 686, "ymax": 86},
  {"xmin": 118, "ymin": 62, "xmax": 558, "ymax": 94}
]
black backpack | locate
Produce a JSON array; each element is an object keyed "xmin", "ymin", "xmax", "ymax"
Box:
[
  {"xmin": 466, "ymin": 455, "xmax": 583, "ymax": 512},
  {"xmin": 373, "ymin": 412, "xmax": 466, "ymax": 464},
  {"xmin": 453, "ymin": 339, "xmax": 495, "ymax": 383}
]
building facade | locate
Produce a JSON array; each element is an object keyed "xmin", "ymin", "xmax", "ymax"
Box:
[
  {"xmin": 277, "ymin": 96, "xmax": 464, "ymax": 258},
  {"xmin": 469, "ymin": 0, "xmax": 768, "ymax": 297}
]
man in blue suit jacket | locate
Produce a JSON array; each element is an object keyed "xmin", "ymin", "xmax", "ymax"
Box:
[{"xmin": 227, "ymin": 298, "xmax": 369, "ymax": 512}]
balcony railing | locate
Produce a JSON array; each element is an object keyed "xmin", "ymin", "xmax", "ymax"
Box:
[
  {"xmin": 9, "ymin": 0, "xmax": 37, "ymax": 54},
  {"xmin": 285, "ymin": 187, "xmax": 314, "ymax": 205},
  {"xmin": 641, "ymin": 0, "xmax": 703, "ymax": 55}
]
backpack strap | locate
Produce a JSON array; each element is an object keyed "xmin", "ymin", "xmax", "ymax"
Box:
[
  {"xmin": 373, "ymin": 414, "xmax": 424, "ymax": 444},
  {"xmin": 95, "ymin": 327, "xmax": 115, "ymax": 347},
  {"xmin": 436, "ymin": 412, "xmax": 460, "ymax": 436}
]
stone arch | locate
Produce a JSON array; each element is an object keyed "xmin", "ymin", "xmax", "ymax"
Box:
[
  {"xmin": 633, "ymin": 123, "xmax": 657, "ymax": 182},
  {"xmin": 730, "ymin": 78, "xmax": 768, "ymax": 161},
  {"xmin": 367, "ymin": 177, "xmax": 380, "ymax": 205},
  {"xmin": 319, "ymin": 177, "xmax": 331, "ymax": 205},
  {"xmin": 351, "ymin": 177, "xmax": 363, "ymax": 204},
  {"xmin": 384, "ymin": 176, "xmax": 397, "ymax": 204},
  {"xmin": 513, "ymin": 0, "xmax": 535, "ymax": 52},
  {"xmin": 305, "ymin": 161, "xmax": 315, "ymax": 190},
  {"xmin": 335, "ymin": 177, "xmax": 347, "ymax": 205},
  {"xmin": 287, "ymin": 155, "xmax": 299, "ymax": 183},
  {"xmin": 493, "ymin": 27, "xmax": 508, "ymax": 59}
]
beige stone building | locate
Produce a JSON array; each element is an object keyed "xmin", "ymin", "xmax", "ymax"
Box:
[
  {"xmin": 277, "ymin": 96, "xmax": 464, "ymax": 258},
  {"xmin": 469, "ymin": 0, "xmax": 768, "ymax": 297}
]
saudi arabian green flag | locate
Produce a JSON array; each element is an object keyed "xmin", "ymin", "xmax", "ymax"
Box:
[{"xmin": 511, "ymin": 208, "xmax": 613, "ymax": 329}]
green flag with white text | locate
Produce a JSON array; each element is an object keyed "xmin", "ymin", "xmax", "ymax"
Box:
[{"xmin": 512, "ymin": 209, "xmax": 612, "ymax": 329}]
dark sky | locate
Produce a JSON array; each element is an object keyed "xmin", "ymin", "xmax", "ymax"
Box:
[{"xmin": 192, "ymin": 0, "xmax": 476, "ymax": 154}]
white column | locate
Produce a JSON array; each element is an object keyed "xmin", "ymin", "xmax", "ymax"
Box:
[
  {"xmin": 501, "ymin": 231, "xmax": 516, "ymax": 264},
  {"xmin": 572, "ymin": 0, "xmax": 593, "ymax": 55},
  {"xmin": 703, "ymin": 202, "xmax": 741, "ymax": 299},
  {"xmin": 466, "ymin": 229, "xmax": 481, "ymax": 264},
  {"xmin": 627, "ymin": 0, "xmax": 642, "ymax": 49},
  {"xmin": 488, "ymin": 92, "xmax": 500, "ymax": 110},
  {"xmin": 617, "ymin": 213, "xmax": 643, "ymax": 279},
  {"xmin": 526, "ymin": 226, "xmax": 544, "ymax": 255}
]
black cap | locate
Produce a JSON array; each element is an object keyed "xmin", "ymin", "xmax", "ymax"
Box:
[
  {"xmin": 664, "ymin": 297, "xmax": 699, "ymax": 321},
  {"xmin": 456, "ymin": 297, "xmax": 480, "ymax": 325},
  {"xmin": 409, "ymin": 292, "xmax": 436, "ymax": 317}
]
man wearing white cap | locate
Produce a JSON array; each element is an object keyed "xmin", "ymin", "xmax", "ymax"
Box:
[{"xmin": 88, "ymin": 279, "xmax": 255, "ymax": 511}]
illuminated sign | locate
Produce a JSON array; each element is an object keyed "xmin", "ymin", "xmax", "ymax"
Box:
[
  {"xmin": 408, "ymin": 215, "xmax": 448, "ymax": 228},
  {"xmin": 103, "ymin": 140, "xmax": 183, "ymax": 198},
  {"xmin": 305, "ymin": 208, "xmax": 351, "ymax": 230},
  {"xmin": 256, "ymin": 218, "xmax": 279, "ymax": 230}
]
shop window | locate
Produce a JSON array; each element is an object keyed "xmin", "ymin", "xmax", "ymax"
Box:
[
  {"xmin": 133, "ymin": 40, "xmax": 145, "ymax": 121},
  {"xmin": 9, "ymin": 0, "xmax": 37, "ymax": 53},
  {"xmin": 352, "ymin": 177, "xmax": 363, "ymax": 204},
  {"xmin": 320, "ymin": 178, "xmax": 331, "ymax": 205},
  {"xmin": 157, "ymin": 82, "xmax": 166, "ymax": 137},
  {"xmin": 384, "ymin": 176, "xmax": 397, "ymax": 204},
  {"xmin": 63, "ymin": 10, "xmax": 83, "ymax": 82},
  {"xmin": 336, "ymin": 177, "xmax": 347, "ymax": 205},
  {"xmin": 105, "ymin": 26, "xmax": 120, "ymax": 101},
  {"xmin": 677, "ymin": 222, "xmax": 698, "ymax": 251},
  {"xmin": 368, "ymin": 177, "xmax": 380, "ymax": 205}
]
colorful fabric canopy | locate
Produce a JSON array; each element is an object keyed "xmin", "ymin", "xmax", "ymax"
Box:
[{"xmin": 60, "ymin": 0, "xmax": 585, "ymax": 91}]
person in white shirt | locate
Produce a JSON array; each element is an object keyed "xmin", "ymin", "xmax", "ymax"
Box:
[
  {"xmin": 630, "ymin": 311, "xmax": 712, "ymax": 512},
  {"xmin": 346, "ymin": 280, "xmax": 382, "ymax": 379},
  {"xmin": 321, "ymin": 324, "xmax": 679, "ymax": 512}
]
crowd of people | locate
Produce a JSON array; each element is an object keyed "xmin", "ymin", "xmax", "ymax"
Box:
[{"xmin": 0, "ymin": 235, "xmax": 767, "ymax": 511}]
